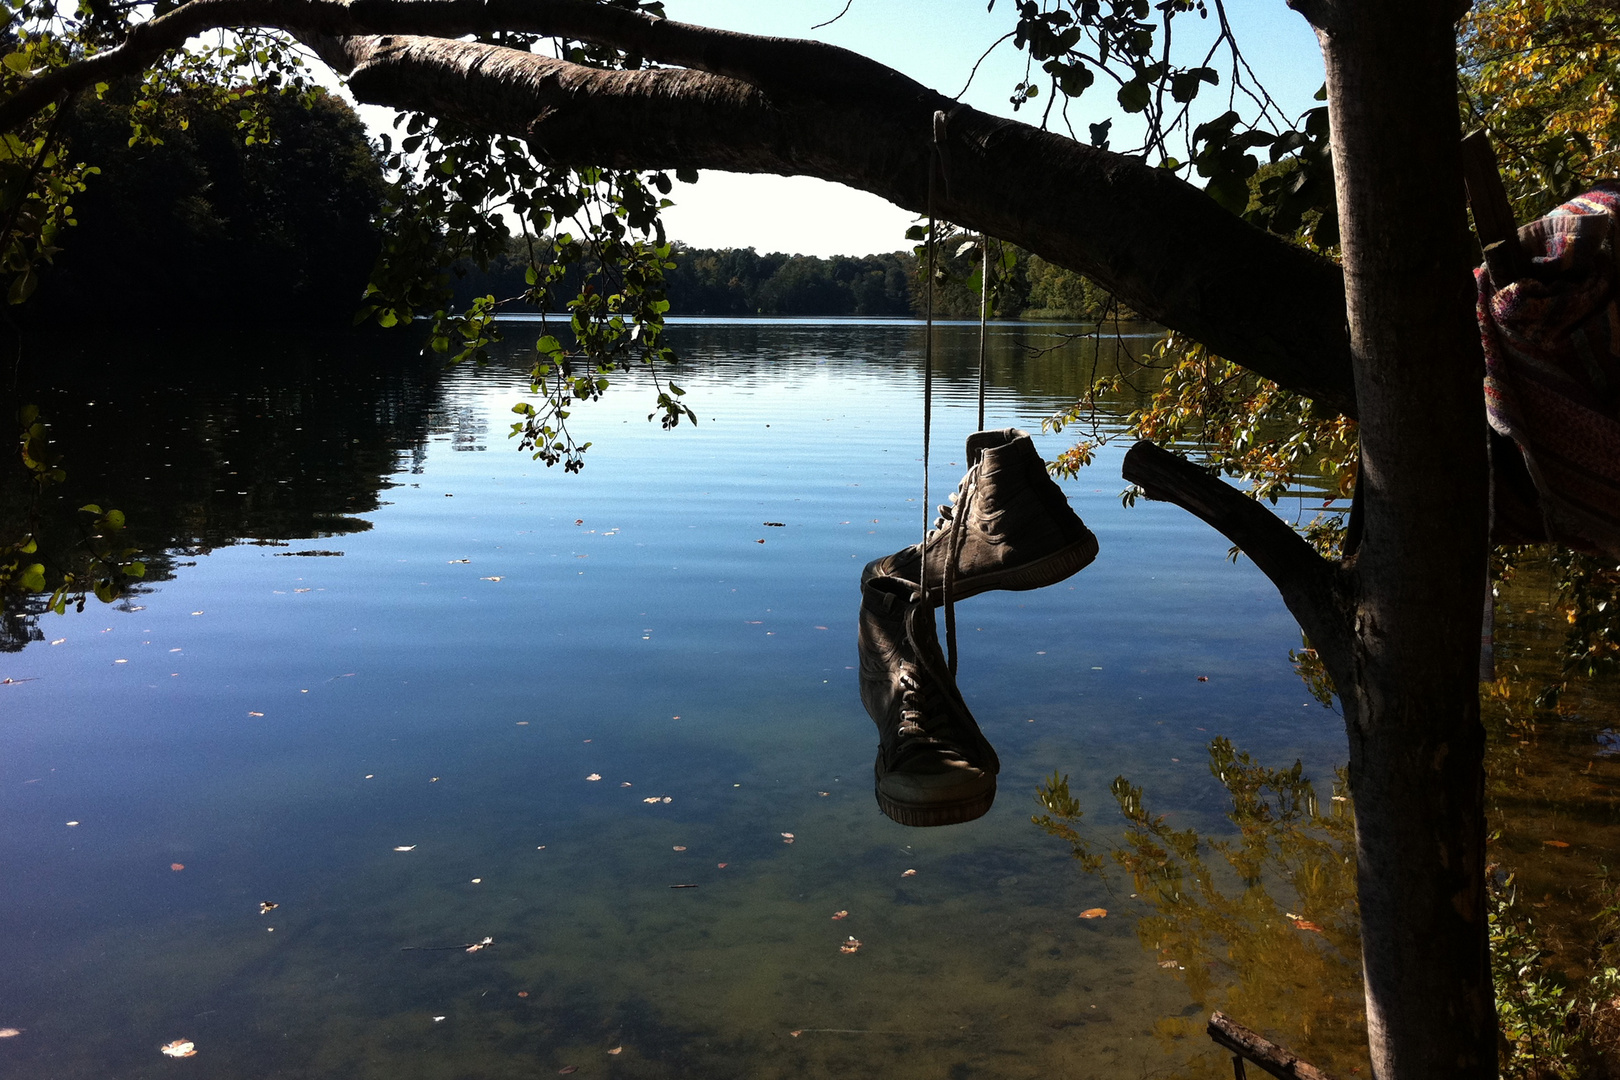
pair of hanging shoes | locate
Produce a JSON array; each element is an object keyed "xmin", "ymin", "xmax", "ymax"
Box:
[{"xmin": 860, "ymin": 428, "xmax": 1098, "ymax": 827}]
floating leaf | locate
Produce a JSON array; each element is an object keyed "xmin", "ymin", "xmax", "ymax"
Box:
[
  {"xmin": 394, "ymin": 845, "xmax": 416, "ymax": 852},
  {"xmin": 831, "ymin": 910, "xmax": 848, "ymax": 920},
  {"xmin": 433, "ymin": 1016, "xmax": 446, "ymax": 1022},
  {"xmin": 1078, "ymin": 908, "xmax": 1107, "ymax": 919},
  {"xmin": 901, "ymin": 869, "xmax": 917, "ymax": 877},
  {"xmin": 717, "ymin": 863, "xmax": 728, "ymax": 869},
  {"xmin": 170, "ymin": 863, "xmax": 185, "ymax": 872},
  {"xmin": 65, "ymin": 821, "xmax": 78, "ymax": 827},
  {"xmin": 260, "ymin": 902, "xmax": 278, "ymax": 915},
  {"xmin": 1544, "ymin": 839, "xmax": 1570, "ymax": 848},
  {"xmin": 643, "ymin": 796, "xmax": 661, "ymax": 804},
  {"xmin": 0, "ymin": 1029, "xmax": 20, "ymax": 1038},
  {"xmin": 248, "ymin": 711, "xmax": 264, "ymax": 717},
  {"xmin": 790, "ymin": 1030, "xmax": 803, "ymax": 1038},
  {"xmin": 839, "ymin": 937, "xmax": 862, "ymax": 954},
  {"xmin": 672, "ymin": 846, "xmax": 686, "ymax": 851},
  {"xmin": 607, "ymin": 1047, "xmax": 623, "ymax": 1055},
  {"xmin": 662, "ymin": 797, "xmax": 672, "ymax": 804},
  {"xmin": 481, "ymin": 576, "xmax": 503, "ymax": 582},
  {"xmin": 781, "ymin": 832, "xmax": 794, "ymax": 839},
  {"xmin": 586, "ymin": 773, "xmax": 602, "ymax": 782},
  {"xmin": 517, "ymin": 991, "xmax": 529, "ymax": 998},
  {"xmin": 159, "ymin": 1039, "xmax": 197, "ymax": 1058},
  {"xmin": 1293, "ymin": 920, "xmax": 1324, "ymax": 932},
  {"xmin": 559, "ymin": 1067, "xmax": 578, "ymax": 1075}
]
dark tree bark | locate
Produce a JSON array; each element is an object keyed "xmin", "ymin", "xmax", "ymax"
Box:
[{"xmin": 1309, "ymin": 1, "xmax": 1496, "ymax": 1072}]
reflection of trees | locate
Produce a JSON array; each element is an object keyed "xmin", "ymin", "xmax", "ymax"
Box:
[
  {"xmin": 0, "ymin": 332, "xmax": 446, "ymax": 649},
  {"xmin": 1033, "ymin": 738, "xmax": 1368, "ymax": 1077}
]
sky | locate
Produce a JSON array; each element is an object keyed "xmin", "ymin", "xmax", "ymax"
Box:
[{"xmin": 351, "ymin": 1, "xmax": 1326, "ymax": 257}]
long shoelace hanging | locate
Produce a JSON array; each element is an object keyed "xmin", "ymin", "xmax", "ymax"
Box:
[{"xmin": 922, "ymin": 109, "xmax": 990, "ymax": 679}]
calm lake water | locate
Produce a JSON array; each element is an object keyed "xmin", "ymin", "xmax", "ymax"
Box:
[{"xmin": 6, "ymin": 317, "xmax": 1586, "ymax": 1078}]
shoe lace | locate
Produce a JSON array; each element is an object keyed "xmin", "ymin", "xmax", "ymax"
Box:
[{"xmin": 919, "ymin": 465, "xmax": 977, "ymax": 679}]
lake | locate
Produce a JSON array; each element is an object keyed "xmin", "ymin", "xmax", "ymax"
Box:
[{"xmin": 2, "ymin": 317, "xmax": 1600, "ymax": 1078}]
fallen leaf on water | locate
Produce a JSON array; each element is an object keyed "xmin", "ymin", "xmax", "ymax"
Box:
[
  {"xmin": 65, "ymin": 821, "xmax": 79, "ymax": 827},
  {"xmin": 901, "ymin": 869, "xmax": 917, "ymax": 877},
  {"xmin": 170, "ymin": 863, "xmax": 185, "ymax": 872},
  {"xmin": 432, "ymin": 1016, "xmax": 446, "ymax": 1022},
  {"xmin": 517, "ymin": 991, "xmax": 529, "ymax": 998},
  {"xmin": 260, "ymin": 902, "xmax": 278, "ymax": 915},
  {"xmin": 471, "ymin": 878, "xmax": 482, "ymax": 884},
  {"xmin": 790, "ymin": 1030, "xmax": 803, "ymax": 1038},
  {"xmin": 662, "ymin": 797, "xmax": 672, "ymax": 804},
  {"xmin": 1545, "ymin": 840, "xmax": 1571, "ymax": 848},
  {"xmin": 620, "ymin": 782, "xmax": 632, "ymax": 787},
  {"xmin": 559, "ymin": 1067, "xmax": 578, "ymax": 1075},
  {"xmin": 50, "ymin": 638, "xmax": 65, "ymax": 645},
  {"xmin": 764, "ymin": 522, "xmax": 785, "ymax": 527},
  {"xmin": 781, "ymin": 832, "xmax": 794, "ymax": 839},
  {"xmin": 517, "ymin": 721, "xmax": 529, "ymax": 726},
  {"xmin": 482, "ymin": 576, "xmax": 503, "ymax": 582},
  {"xmin": 394, "ymin": 845, "xmax": 416, "ymax": 852},
  {"xmin": 840, "ymin": 937, "xmax": 862, "ymax": 954},
  {"xmin": 0, "ymin": 1028, "xmax": 22, "ymax": 1038},
  {"xmin": 160, "ymin": 1039, "xmax": 197, "ymax": 1058},
  {"xmin": 1158, "ymin": 959, "xmax": 1180, "ymax": 969},
  {"xmin": 643, "ymin": 797, "xmax": 661, "ymax": 804},
  {"xmin": 755, "ymin": 539, "xmax": 765, "ymax": 544},
  {"xmin": 247, "ymin": 711, "xmax": 264, "ymax": 717},
  {"xmin": 430, "ymin": 777, "xmax": 440, "ymax": 783},
  {"xmin": 673, "ymin": 846, "xmax": 686, "ymax": 852},
  {"xmin": 448, "ymin": 559, "xmax": 470, "ymax": 564},
  {"xmin": 607, "ymin": 1047, "xmax": 623, "ymax": 1055},
  {"xmin": 717, "ymin": 863, "xmax": 728, "ymax": 869},
  {"xmin": 817, "ymin": 791, "xmax": 829, "ymax": 796},
  {"xmin": 1293, "ymin": 920, "xmax": 1325, "ymax": 932},
  {"xmin": 586, "ymin": 773, "xmax": 602, "ymax": 782},
  {"xmin": 1077, "ymin": 908, "xmax": 1107, "ymax": 919},
  {"xmin": 831, "ymin": 910, "xmax": 848, "ymax": 920},
  {"xmin": 1197, "ymin": 676, "xmax": 1209, "ymax": 682}
]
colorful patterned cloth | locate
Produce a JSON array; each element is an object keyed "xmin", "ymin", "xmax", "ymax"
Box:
[{"xmin": 1477, "ymin": 182, "xmax": 1620, "ymax": 559}]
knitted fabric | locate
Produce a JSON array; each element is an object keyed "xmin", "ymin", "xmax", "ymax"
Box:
[{"xmin": 1477, "ymin": 181, "xmax": 1620, "ymax": 559}]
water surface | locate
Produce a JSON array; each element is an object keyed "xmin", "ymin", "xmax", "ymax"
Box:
[{"xmin": 2, "ymin": 320, "xmax": 1369, "ymax": 1078}]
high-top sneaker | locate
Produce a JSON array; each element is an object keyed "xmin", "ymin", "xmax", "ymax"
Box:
[
  {"xmin": 859, "ymin": 575, "xmax": 999, "ymax": 826},
  {"xmin": 864, "ymin": 428, "xmax": 1098, "ymax": 605}
]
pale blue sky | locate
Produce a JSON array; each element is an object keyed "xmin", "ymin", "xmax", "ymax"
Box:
[{"xmin": 651, "ymin": 0, "xmax": 1325, "ymax": 255}]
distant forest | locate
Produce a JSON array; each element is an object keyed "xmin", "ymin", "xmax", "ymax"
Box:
[{"xmin": 451, "ymin": 241, "xmax": 1132, "ymax": 321}]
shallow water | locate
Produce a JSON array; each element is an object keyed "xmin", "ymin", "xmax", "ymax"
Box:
[{"xmin": 1, "ymin": 320, "xmax": 1368, "ymax": 1078}]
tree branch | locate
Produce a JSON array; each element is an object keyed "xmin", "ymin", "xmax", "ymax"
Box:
[
  {"xmin": 1121, "ymin": 439, "xmax": 1353, "ymax": 670},
  {"xmin": 0, "ymin": 3, "xmax": 1359, "ymax": 416}
]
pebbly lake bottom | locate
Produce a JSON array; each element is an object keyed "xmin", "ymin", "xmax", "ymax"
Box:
[{"xmin": 0, "ymin": 319, "xmax": 1612, "ymax": 1078}]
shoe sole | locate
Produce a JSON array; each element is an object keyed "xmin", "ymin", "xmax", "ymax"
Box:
[
  {"xmin": 868, "ymin": 530, "xmax": 1099, "ymax": 604},
  {"xmin": 875, "ymin": 781, "xmax": 996, "ymax": 827}
]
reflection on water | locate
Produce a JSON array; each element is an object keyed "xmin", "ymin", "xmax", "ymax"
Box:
[
  {"xmin": 1032, "ymin": 740, "xmax": 1367, "ymax": 1076},
  {"xmin": 0, "ymin": 318, "xmax": 1614, "ymax": 1078}
]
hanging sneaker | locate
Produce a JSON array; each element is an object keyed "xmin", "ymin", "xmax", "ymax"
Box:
[
  {"xmin": 859, "ymin": 574, "xmax": 999, "ymax": 827},
  {"xmin": 864, "ymin": 428, "xmax": 1097, "ymax": 605}
]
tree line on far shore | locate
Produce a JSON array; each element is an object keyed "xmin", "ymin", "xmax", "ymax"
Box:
[
  {"xmin": 20, "ymin": 80, "xmax": 1122, "ymax": 327},
  {"xmin": 451, "ymin": 237, "xmax": 1128, "ymax": 321}
]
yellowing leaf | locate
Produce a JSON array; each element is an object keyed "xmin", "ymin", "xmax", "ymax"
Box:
[{"xmin": 1077, "ymin": 908, "xmax": 1107, "ymax": 919}]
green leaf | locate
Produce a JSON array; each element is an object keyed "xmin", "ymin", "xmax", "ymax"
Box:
[
  {"xmin": 79, "ymin": 504, "xmax": 102, "ymax": 515},
  {"xmin": 20, "ymin": 564, "xmax": 45, "ymax": 592},
  {"xmin": 1117, "ymin": 80, "xmax": 1151, "ymax": 113}
]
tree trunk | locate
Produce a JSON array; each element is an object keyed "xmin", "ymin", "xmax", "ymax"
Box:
[{"xmin": 1310, "ymin": 0, "xmax": 1496, "ymax": 1074}]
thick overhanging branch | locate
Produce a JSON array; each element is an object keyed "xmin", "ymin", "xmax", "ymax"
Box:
[
  {"xmin": 0, "ymin": 1, "xmax": 1358, "ymax": 416},
  {"xmin": 1121, "ymin": 438, "xmax": 1355, "ymax": 680}
]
